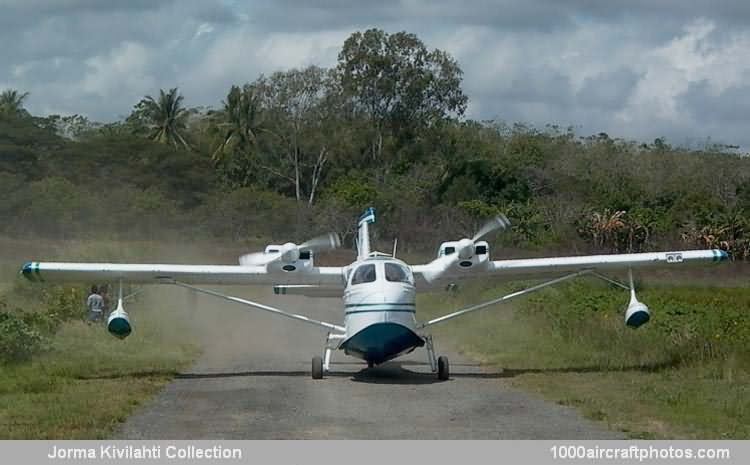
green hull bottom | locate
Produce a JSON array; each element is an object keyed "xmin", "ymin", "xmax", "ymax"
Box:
[{"xmin": 341, "ymin": 322, "xmax": 424, "ymax": 365}]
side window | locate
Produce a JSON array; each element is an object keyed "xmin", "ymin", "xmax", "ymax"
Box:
[
  {"xmin": 350, "ymin": 264, "xmax": 376, "ymax": 285},
  {"xmin": 385, "ymin": 263, "xmax": 411, "ymax": 283}
]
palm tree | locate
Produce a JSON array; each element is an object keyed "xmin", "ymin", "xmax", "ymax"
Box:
[
  {"xmin": 0, "ymin": 89, "xmax": 30, "ymax": 117},
  {"xmin": 210, "ymin": 84, "xmax": 266, "ymax": 162},
  {"xmin": 133, "ymin": 88, "xmax": 190, "ymax": 149}
]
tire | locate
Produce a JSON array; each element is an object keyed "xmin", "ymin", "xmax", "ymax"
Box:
[
  {"xmin": 437, "ymin": 355, "xmax": 450, "ymax": 380},
  {"xmin": 312, "ymin": 356, "xmax": 324, "ymax": 379}
]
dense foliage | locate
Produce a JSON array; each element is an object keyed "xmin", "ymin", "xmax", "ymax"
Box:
[
  {"xmin": 2, "ymin": 28, "xmax": 749, "ymax": 257},
  {"xmin": 0, "ymin": 285, "xmax": 85, "ymax": 363}
]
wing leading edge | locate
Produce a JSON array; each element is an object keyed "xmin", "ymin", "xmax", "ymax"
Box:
[
  {"xmin": 21, "ymin": 249, "xmax": 728, "ymax": 288},
  {"xmin": 412, "ymin": 249, "xmax": 728, "ymax": 287},
  {"xmin": 20, "ymin": 261, "xmax": 346, "ymax": 287}
]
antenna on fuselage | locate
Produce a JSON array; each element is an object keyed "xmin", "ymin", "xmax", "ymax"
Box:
[{"xmin": 392, "ymin": 238, "xmax": 398, "ymax": 258}]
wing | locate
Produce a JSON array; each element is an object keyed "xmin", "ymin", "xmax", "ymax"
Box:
[
  {"xmin": 20, "ymin": 261, "xmax": 346, "ymax": 287},
  {"xmin": 412, "ymin": 249, "xmax": 728, "ymax": 288}
]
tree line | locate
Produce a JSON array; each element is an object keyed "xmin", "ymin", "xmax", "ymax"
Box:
[{"xmin": 2, "ymin": 28, "xmax": 750, "ymax": 258}]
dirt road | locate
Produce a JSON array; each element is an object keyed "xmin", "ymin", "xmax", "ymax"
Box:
[{"xmin": 114, "ymin": 289, "xmax": 622, "ymax": 439}]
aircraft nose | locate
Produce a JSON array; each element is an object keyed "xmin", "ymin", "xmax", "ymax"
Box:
[{"xmin": 717, "ymin": 250, "xmax": 729, "ymax": 261}]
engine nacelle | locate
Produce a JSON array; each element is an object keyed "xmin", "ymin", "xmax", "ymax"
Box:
[
  {"xmin": 107, "ymin": 299, "xmax": 132, "ymax": 339},
  {"xmin": 437, "ymin": 240, "xmax": 490, "ymax": 270},
  {"xmin": 241, "ymin": 233, "xmax": 338, "ymax": 269},
  {"xmin": 266, "ymin": 243, "xmax": 314, "ymax": 272},
  {"xmin": 248, "ymin": 244, "xmax": 314, "ymax": 272},
  {"xmin": 625, "ymin": 299, "xmax": 650, "ymax": 328}
]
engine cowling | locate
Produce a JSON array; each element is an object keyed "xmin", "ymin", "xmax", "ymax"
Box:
[
  {"xmin": 625, "ymin": 299, "xmax": 650, "ymax": 328},
  {"xmin": 107, "ymin": 299, "xmax": 132, "ymax": 339},
  {"xmin": 437, "ymin": 239, "xmax": 490, "ymax": 269}
]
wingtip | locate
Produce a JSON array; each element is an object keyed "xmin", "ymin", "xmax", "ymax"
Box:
[{"xmin": 20, "ymin": 262, "xmax": 35, "ymax": 281}]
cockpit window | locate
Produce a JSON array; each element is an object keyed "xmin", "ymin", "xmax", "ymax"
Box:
[
  {"xmin": 385, "ymin": 263, "xmax": 411, "ymax": 283},
  {"xmin": 350, "ymin": 264, "xmax": 376, "ymax": 285}
]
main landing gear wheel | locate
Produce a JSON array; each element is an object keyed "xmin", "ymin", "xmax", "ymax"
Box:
[
  {"xmin": 437, "ymin": 355, "xmax": 450, "ymax": 380},
  {"xmin": 312, "ymin": 356, "xmax": 324, "ymax": 380}
]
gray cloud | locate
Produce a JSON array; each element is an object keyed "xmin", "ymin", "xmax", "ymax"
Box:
[
  {"xmin": 680, "ymin": 79, "xmax": 750, "ymax": 123},
  {"xmin": 576, "ymin": 68, "xmax": 642, "ymax": 110},
  {"xmin": 1, "ymin": 0, "xmax": 749, "ymax": 149}
]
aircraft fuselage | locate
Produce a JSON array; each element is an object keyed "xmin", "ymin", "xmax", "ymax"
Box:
[{"xmin": 339, "ymin": 256, "xmax": 424, "ymax": 364}]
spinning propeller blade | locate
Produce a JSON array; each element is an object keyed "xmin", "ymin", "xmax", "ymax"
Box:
[
  {"xmin": 299, "ymin": 232, "xmax": 342, "ymax": 252},
  {"xmin": 238, "ymin": 252, "xmax": 271, "ymax": 266},
  {"xmin": 472, "ymin": 214, "xmax": 511, "ymax": 241},
  {"xmin": 238, "ymin": 232, "xmax": 342, "ymax": 266}
]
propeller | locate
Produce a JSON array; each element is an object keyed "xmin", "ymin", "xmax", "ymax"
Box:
[
  {"xmin": 239, "ymin": 232, "xmax": 341, "ymax": 266},
  {"xmin": 421, "ymin": 214, "xmax": 512, "ymax": 283},
  {"xmin": 298, "ymin": 232, "xmax": 342, "ymax": 252},
  {"xmin": 472, "ymin": 214, "xmax": 511, "ymax": 242},
  {"xmin": 456, "ymin": 214, "xmax": 511, "ymax": 260}
]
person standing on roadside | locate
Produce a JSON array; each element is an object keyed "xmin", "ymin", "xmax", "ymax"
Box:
[{"xmin": 86, "ymin": 285, "xmax": 104, "ymax": 323}]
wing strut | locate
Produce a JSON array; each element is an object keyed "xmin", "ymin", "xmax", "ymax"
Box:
[
  {"xmin": 418, "ymin": 270, "xmax": 592, "ymax": 329},
  {"xmin": 590, "ymin": 271, "xmax": 630, "ymax": 290},
  {"xmin": 173, "ymin": 281, "xmax": 345, "ymax": 333}
]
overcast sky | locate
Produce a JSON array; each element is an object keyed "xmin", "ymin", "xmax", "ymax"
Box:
[{"xmin": 2, "ymin": 0, "xmax": 750, "ymax": 149}]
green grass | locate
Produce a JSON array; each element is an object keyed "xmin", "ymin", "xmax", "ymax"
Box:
[
  {"xmin": 0, "ymin": 237, "xmax": 205, "ymax": 438},
  {"xmin": 419, "ymin": 279, "xmax": 750, "ymax": 439},
  {"xmin": 0, "ymin": 313, "xmax": 198, "ymax": 438}
]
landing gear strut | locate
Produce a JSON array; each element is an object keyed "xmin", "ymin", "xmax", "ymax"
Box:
[
  {"xmin": 425, "ymin": 335, "xmax": 450, "ymax": 380},
  {"xmin": 312, "ymin": 332, "xmax": 345, "ymax": 379}
]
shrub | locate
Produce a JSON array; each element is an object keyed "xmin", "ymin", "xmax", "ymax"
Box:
[
  {"xmin": 0, "ymin": 311, "xmax": 46, "ymax": 363},
  {"xmin": 43, "ymin": 286, "xmax": 87, "ymax": 323}
]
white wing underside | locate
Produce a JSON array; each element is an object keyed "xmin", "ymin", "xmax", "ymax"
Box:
[
  {"xmin": 412, "ymin": 249, "xmax": 726, "ymax": 289},
  {"xmin": 22, "ymin": 250, "xmax": 725, "ymax": 290},
  {"xmin": 22, "ymin": 262, "xmax": 346, "ymax": 287}
]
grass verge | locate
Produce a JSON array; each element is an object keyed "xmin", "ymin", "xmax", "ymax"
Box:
[
  {"xmin": 419, "ymin": 278, "xmax": 750, "ymax": 439},
  {"xmin": 0, "ymin": 238, "xmax": 203, "ymax": 438},
  {"xmin": 0, "ymin": 301, "xmax": 198, "ymax": 439}
]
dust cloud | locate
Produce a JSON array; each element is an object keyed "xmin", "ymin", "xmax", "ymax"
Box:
[{"xmin": 122, "ymin": 241, "xmax": 348, "ymax": 373}]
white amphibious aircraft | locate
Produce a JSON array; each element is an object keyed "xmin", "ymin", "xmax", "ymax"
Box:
[{"xmin": 21, "ymin": 208, "xmax": 728, "ymax": 380}]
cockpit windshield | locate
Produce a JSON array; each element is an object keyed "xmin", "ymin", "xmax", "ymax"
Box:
[
  {"xmin": 350, "ymin": 264, "xmax": 376, "ymax": 285},
  {"xmin": 385, "ymin": 263, "xmax": 411, "ymax": 283}
]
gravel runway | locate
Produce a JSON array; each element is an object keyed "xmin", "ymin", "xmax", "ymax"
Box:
[{"xmin": 114, "ymin": 289, "xmax": 622, "ymax": 439}]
